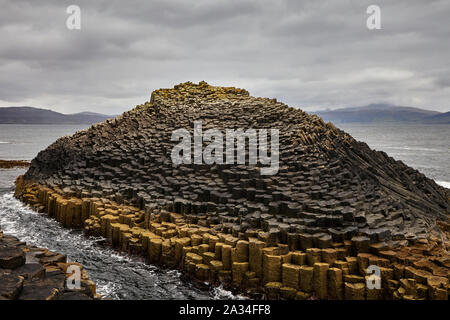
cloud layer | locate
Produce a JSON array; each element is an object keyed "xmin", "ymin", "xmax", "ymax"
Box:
[{"xmin": 1, "ymin": 0, "xmax": 449, "ymax": 114}]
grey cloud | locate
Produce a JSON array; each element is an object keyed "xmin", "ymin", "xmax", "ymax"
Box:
[{"xmin": 0, "ymin": 0, "xmax": 449, "ymax": 114}]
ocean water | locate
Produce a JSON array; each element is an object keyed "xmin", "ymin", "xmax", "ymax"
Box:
[
  {"xmin": 0, "ymin": 124, "xmax": 89, "ymax": 160},
  {"xmin": 0, "ymin": 123, "xmax": 448, "ymax": 299},
  {"xmin": 337, "ymin": 123, "xmax": 450, "ymax": 185}
]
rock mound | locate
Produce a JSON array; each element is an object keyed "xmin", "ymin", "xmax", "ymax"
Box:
[{"xmin": 24, "ymin": 81, "xmax": 449, "ymax": 245}]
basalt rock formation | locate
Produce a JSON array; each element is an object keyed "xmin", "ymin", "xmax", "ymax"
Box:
[
  {"xmin": 0, "ymin": 160, "xmax": 30, "ymax": 169},
  {"xmin": 0, "ymin": 230, "xmax": 98, "ymax": 300},
  {"xmin": 15, "ymin": 81, "xmax": 449, "ymax": 300}
]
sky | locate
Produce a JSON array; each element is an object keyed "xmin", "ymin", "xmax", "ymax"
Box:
[{"xmin": 0, "ymin": 0, "xmax": 449, "ymax": 115}]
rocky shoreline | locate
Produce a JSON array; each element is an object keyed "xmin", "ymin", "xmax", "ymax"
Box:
[
  {"xmin": 14, "ymin": 176, "xmax": 449, "ymax": 300},
  {"xmin": 12, "ymin": 81, "xmax": 450, "ymax": 300},
  {"xmin": 0, "ymin": 227, "xmax": 99, "ymax": 300},
  {"xmin": 0, "ymin": 160, "xmax": 30, "ymax": 169}
]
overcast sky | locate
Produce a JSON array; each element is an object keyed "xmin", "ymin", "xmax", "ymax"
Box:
[{"xmin": 0, "ymin": 0, "xmax": 449, "ymax": 114}]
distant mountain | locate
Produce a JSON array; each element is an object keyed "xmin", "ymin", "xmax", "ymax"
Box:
[
  {"xmin": 313, "ymin": 104, "xmax": 449, "ymax": 124},
  {"xmin": 423, "ymin": 111, "xmax": 450, "ymax": 124},
  {"xmin": 0, "ymin": 106, "xmax": 114, "ymax": 124}
]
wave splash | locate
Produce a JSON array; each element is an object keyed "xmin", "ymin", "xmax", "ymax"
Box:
[{"xmin": 436, "ymin": 181, "xmax": 450, "ymax": 189}]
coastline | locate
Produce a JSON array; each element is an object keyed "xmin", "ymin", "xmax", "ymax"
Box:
[
  {"xmin": 0, "ymin": 227, "xmax": 99, "ymax": 300},
  {"xmin": 0, "ymin": 166, "xmax": 100, "ymax": 300},
  {"xmin": 0, "ymin": 160, "xmax": 30, "ymax": 169},
  {"xmin": 7, "ymin": 82, "xmax": 449, "ymax": 301},
  {"xmin": 14, "ymin": 176, "xmax": 449, "ymax": 300}
]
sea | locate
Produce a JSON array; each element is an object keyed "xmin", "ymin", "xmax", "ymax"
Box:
[{"xmin": 0, "ymin": 123, "xmax": 449, "ymax": 299}]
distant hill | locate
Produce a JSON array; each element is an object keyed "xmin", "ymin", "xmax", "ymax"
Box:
[
  {"xmin": 0, "ymin": 106, "xmax": 114, "ymax": 124},
  {"xmin": 313, "ymin": 104, "xmax": 449, "ymax": 124},
  {"xmin": 423, "ymin": 111, "xmax": 450, "ymax": 124}
]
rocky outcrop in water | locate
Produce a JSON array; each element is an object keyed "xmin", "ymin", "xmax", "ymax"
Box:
[
  {"xmin": 0, "ymin": 160, "xmax": 30, "ymax": 169},
  {"xmin": 0, "ymin": 230, "xmax": 98, "ymax": 300},
  {"xmin": 15, "ymin": 81, "xmax": 449, "ymax": 299}
]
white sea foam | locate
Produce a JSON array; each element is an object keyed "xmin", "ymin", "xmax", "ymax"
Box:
[
  {"xmin": 211, "ymin": 285, "xmax": 247, "ymax": 300},
  {"xmin": 436, "ymin": 181, "xmax": 450, "ymax": 189},
  {"xmin": 382, "ymin": 146, "xmax": 443, "ymax": 152},
  {"xmin": 0, "ymin": 141, "xmax": 9, "ymax": 144},
  {"xmin": 96, "ymin": 281, "xmax": 122, "ymax": 300}
]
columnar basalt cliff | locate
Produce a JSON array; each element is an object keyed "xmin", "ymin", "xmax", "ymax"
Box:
[{"xmin": 15, "ymin": 81, "xmax": 449, "ymax": 300}]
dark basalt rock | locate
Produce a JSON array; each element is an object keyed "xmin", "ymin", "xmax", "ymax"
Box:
[
  {"xmin": 22, "ymin": 81, "xmax": 449, "ymax": 243},
  {"xmin": 18, "ymin": 282, "xmax": 60, "ymax": 300},
  {"xmin": 0, "ymin": 231, "xmax": 98, "ymax": 300},
  {"xmin": 12, "ymin": 263, "xmax": 45, "ymax": 280},
  {"xmin": 0, "ymin": 247, "xmax": 25, "ymax": 269},
  {"xmin": 57, "ymin": 292, "xmax": 92, "ymax": 300},
  {"xmin": 39, "ymin": 253, "xmax": 67, "ymax": 265},
  {"xmin": 0, "ymin": 274, "xmax": 23, "ymax": 299}
]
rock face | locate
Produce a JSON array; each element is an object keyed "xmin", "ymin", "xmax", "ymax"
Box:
[
  {"xmin": 0, "ymin": 230, "xmax": 98, "ymax": 300},
  {"xmin": 24, "ymin": 81, "xmax": 449, "ymax": 243},
  {"xmin": 15, "ymin": 81, "xmax": 449, "ymax": 300}
]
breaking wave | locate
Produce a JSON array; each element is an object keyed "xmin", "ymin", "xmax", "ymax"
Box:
[{"xmin": 436, "ymin": 181, "xmax": 450, "ymax": 189}]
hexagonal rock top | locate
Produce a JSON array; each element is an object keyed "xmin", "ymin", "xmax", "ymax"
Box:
[
  {"xmin": 0, "ymin": 247, "xmax": 25, "ymax": 269},
  {"xmin": 23, "ymin": 81, "xmax": 449, "ymax": 244}
]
